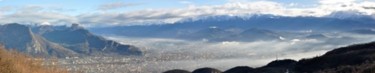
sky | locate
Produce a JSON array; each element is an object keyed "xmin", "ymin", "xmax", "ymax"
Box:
[
  {"xmin": 0, "ymin": 0, "xmax": 319, "ymax": 15},
  {"xmin": 0, "ymin": 0, "xmax": 375, "ymax": 27},
  {"xmin": 0, "ymin": 0, "xmax": 230, "ymax": 15}
]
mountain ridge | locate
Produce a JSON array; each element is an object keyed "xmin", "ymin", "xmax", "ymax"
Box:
[
  {"xmin": 0, "ymin": 23, "xmax": 142, "ymax": 57},
  {"xmin": 90, "ymin": 13, "xmax": 375, "ymax": 42}
]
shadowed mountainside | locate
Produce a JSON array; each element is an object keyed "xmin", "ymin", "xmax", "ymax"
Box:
[
  {"xmin": 0, "ymin": 24, "xmax": 77, "ymax": 57},
  {"xmin": 0, "ymin": 23, "xmax": 142, "ymax": 57}
]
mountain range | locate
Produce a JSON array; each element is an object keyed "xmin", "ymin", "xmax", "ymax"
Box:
[
  {"xmin": 90, "ymin": 12, "xmax": 375, "ymax": 42},
  {"xmin": 0, "ymin": 23, "xmax": 142, "ymax": 57}
]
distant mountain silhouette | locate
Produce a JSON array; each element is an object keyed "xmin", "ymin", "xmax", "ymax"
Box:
[
  {"xmin": 253, "ymin": 59, "xmax": 296, "ymax": 73},
  {"xmin": 224, "ymin": 66, "xmax": 254, "ymax": 73},
  {"xmin": 165, "ymin": 41, "xmax": 375, "ymax": 73},
  {"xmin": 304, "ymin": 34, "xmax": 328, "ymax": 39},
  {"xmin": 163, "ymin": 69, "xmax": 191, "ymax": 73},
  {"xmin": 348, "ymin": 29, "xmax": 375, "ymax": 34},
  {"xmin": 238, "ymin": 28, "xmax": 280, "ymax": 41},
  {"xmin": 0, "ymin": 23, "xmax": 142, "ymax": 57},
  {"xmin": 192, "ymin": 67, "xmax": 222, "ymax": 73}
]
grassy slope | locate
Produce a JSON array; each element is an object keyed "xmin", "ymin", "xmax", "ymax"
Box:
[{"xmin": 0, "ymin": 47, "xmax": 68, "ymax": 73}]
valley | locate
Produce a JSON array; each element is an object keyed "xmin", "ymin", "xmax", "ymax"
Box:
[{"xmin": 57, "ymin": 33, "xmax": 375, "ymax": 73}]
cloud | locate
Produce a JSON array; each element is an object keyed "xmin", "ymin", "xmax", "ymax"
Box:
[
  {"xmin": 0, "ymin": 12, "xmax": 77, "ymax": 25},
  {"xmin": 0, "ymin": 6, "xmax": 78, "ymax": 25},
  {"xmin": 363, "ymin": 6, "xmax": 375, "ymax": 9},
  {"xmin": 0, "ymin": 6, "xmax": 13, "ymax": 12},
  {"xmin": 319, "ymin": 0, "xmax": 356, "ymax": 4},
  {"xmin": 78, "ymin": 1, "xmax": 287, "ymax": 26},
  {"xmin": 98, "ymin": 2, "xmax": 141, "ymax": 10},
  {"xmin": 1, "ymin": 0, "xmax": 375, "ymax": 26},
  {"xmin": 75, "ymin": 0, "xmax": 375, "ymax": 26},
  {"xmin": 19, "ymin": 5, "xmax": 44, "ymax": 13},
  {"xmin": 179, "ymin": 0, "xmax": 193, "ymax": 5}
]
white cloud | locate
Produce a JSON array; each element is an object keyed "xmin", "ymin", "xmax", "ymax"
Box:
[
  {"xmin": 0, "ymin": 6, "xmax": 78, "ymax": 25},
  {"xmin": 98, "ymin": 2, "xmax": 141, "ymax": 10},
  {"xmin": 41, "ymin": 22, "xmax": 51, "ymax": 25},
  {"xmin": 319, "ymin": 0, "xmax": 356, "ymax": 4},
  {"xmin": 78, "ymin": 1, "xmax": 287, "ymax": 26},
  {"xmin": 0, "ymin": 6, "xmax": 13, "ymax": 12},
  {"xmin": 1, "ymin": 0, "xmax": 375, "ymax": 26},
  {"xmin": 179, "ymin": 0, "xmax": 193, "ymax": 5},
  {"xmin": 76, "ymin": 0, "xmax": 375, "ymax": 26},
  {"xmin": 0, "ymin": 12, "xmax": 77, "ymax": 24}
]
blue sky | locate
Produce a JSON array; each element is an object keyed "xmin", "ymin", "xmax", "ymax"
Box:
[
  {"xmin": 0, "ymin": 0, "xmax": 318, "ymax": 15},
  {"xmin": 0, "ymin": 0, "xmax": 224, "ymax": 14},
  {"xmin": 0, "ymin": 0, "xmax": 374, "ymax": 26}
]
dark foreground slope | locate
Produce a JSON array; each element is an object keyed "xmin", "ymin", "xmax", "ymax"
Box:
[
  {"xmin": 0, "ymin": 23, "xmax": 142, "ymax": 57},
  {"xmin": 0, "ymin": 46, "xmax": 67, "ymax": 73},
  {"xmin": 164, "ymin": 41, "xmax": 375, "ymax": 73},
  {"xmin": 295, "ymin": 41, "xmax": 375, "ymax": 73}
]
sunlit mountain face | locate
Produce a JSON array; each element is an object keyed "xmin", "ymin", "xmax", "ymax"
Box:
[{"xmin": 1, "ymin": 0, "xmax": 375, "ymax": 73}]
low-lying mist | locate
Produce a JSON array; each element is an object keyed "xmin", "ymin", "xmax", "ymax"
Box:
[{"xmin": 95, "ymin": 33, "xmax": 375, "ymax": 72}]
